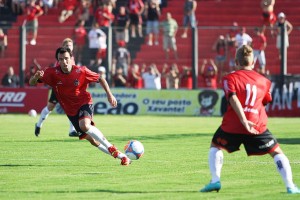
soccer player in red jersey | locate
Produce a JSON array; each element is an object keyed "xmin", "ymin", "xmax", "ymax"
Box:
[
  {"xmin": 29, "ymin": 47, "xmax": 131, "ymax": 166},
  {"xmin": 200, "ymin": 45, "xmax": 300, "ymax": 194},
  {"xmin": 23, "ymin": 0, "xmax": 44, "ymax": 45},
  {"xmin": 35, "ymin": 38, "xmax": 78, "ymax": 137}
]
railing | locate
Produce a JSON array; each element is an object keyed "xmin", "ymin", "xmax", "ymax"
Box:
[{"xmin": 1, "ymin": 25, "xmax": 299, "ymax": 89}]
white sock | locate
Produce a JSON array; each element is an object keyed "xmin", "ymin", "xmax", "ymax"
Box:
[
  {"xmin": 69, "ymin": 121, "xmax": 76, "ymax": 133},
  {"xmin": 87, "ymin": 126, "xmax": 126, "ymax": 159},
  {"xmin": 274, "ymin": 154, "xmax": 295, "ymax": 189},
  {"xmin": 86, "ymin": 126, "xmax": 112, "ymax": 148},
  {"xmin": 37, "ymin": 106, "xmax": 51, "ymax": 127},
  {"xmin": 209, "ymin": 147, "xmax": 223, "ymax": 183},
  {"xmin": 97, "ymin": 144, "xmax": 110, "ymax": 155}
]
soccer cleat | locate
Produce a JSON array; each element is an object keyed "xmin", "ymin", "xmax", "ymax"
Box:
[
  {"xmin": 69, "ymin": 131, "xmax": 79, "ymax": 137},
  {"xmin": 200, "ymin": 181, "xmax": 221, "ymax": 193},
  {"xmin": 108, "ymin": 145, "xmax": 120, "ymax": 158},
  {"xmin": 35, "ymin": 123, "xmax": 40, "ymax": 137},
  {"xmin": 287, "ymin": 186, "xmax": 300, "ymax": 194},
  {"xmin": 121, "ymin": 156, "xmax": 131, "ymax": 166}
]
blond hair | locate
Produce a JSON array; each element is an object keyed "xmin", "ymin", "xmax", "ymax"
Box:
[
  {"xmin": 61, "ymin": 38, "xmax": 73, "ymax": 46},
  {"xmin": 235, "ymin": 45, "xmax": 253, "ymax": 67}
]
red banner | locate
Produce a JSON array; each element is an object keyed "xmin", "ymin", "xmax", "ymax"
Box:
[{"xmin": 0, "ymin": 87, "xmax": 48, "ymax": 114}]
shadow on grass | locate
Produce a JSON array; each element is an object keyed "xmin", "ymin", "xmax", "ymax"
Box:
[
  {"xmin": 120, "ymin": 133, "xmax": 212, "ymax": 142},
  {"xmin": 277, "ymin": 138, "xmax": 300, "ymax": 145},
  {"xmin": 6, "ymin": 133, "xmax": 213, "ymax": 143},
  {"xmin": 0, "ymin": 189, "xmax": 196, "ymax": 194},
  {"xmin": 0, "ymin": 164, "xmax": 40, "ymax": 167}
]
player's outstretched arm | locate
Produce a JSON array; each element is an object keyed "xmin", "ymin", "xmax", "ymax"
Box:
[
  {"xmin": 229, "ymin": 94, "xmax": 259, "ymax": 134},
  {"xmin": 29, "ymin": 70, "xmax": 44, "ymax": 86},
  {"xmin": 98, "ymin": 76, "xmax": 117, "ymax": 108}
]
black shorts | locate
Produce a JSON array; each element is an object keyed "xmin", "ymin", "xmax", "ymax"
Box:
[
  {"xmin": 48, "ymin": 89, "xmax": 58, "ymax": 104},
  {"xmin": 130, "ymin": 13, "xmax": 142, "ymax": 25},
  {"xmin": 212, "ymin": 127, "xmax": 279, "ymax": 156},
  {"xmin": 67, "ymin": 104, "xmax": 95, "ymax": 140}
]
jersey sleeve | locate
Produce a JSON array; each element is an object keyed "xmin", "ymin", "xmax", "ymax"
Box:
[
  {"xmin": 222, "ymin": 74, "xmax": 236, "ymax": 100},
  {"xmin": 262, "ymin": 79, "xmax": 272, "ymax": 105},
  {"xmin": 83, "ymin": 66, "xmax": 100, "ymax": 82},
  {"xmin": 40, "ymin": 68, "xmax": 54, "ymax": 86}
]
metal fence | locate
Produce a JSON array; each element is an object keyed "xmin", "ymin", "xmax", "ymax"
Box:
[{"xmin": 1, "ymin": 25, "xmax": 299, "ymax": 89}]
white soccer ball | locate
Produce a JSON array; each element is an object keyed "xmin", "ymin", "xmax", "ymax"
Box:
[
  {"xmin": 124, "ymin": 140, "xmax": 144, "ymax": 160},
  {"xmin": 28, "ymin": 109, "xmax": 37, "ymax": 117}
]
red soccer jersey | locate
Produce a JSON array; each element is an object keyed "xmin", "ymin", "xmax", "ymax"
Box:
[
  {"xmin": 26, "ymin": 5, "xmax": 43, "ymax": 21},
  {"xmin": 40, "ymin": 65, "xmax": 100, "ymax": 116},
  {"xmin": 221, "ymin": 70, "xmax": 272, "ymax": 134},
  {"xmin": 252, "ymin": 33, "xmax": 266, "ymax": 51},
  {"xmin": 74, "ymin": 26, "xmax": 87, "ymax": 46},
  {"xmin": 63, "ymin": 0, "xmax": 78, "ymax": 11},
  {"xmin": 128, "ymin": 0, "xmax": 144, "ymax": 14},
  {"xmin": 202, "ymin": 74, "xmax": 218, "ymax": 89}
]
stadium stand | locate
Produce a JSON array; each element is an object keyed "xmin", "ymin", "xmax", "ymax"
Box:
[
  {"xmin": 133, "ymin": 0, "xmax": 300, "ymax": 75},
  {"xmin": 0, "ymin": 0, "xmax": 300, "ymax": 84},
  {"xmin": 0, "ymin": 3, "xmax": 76, "ymax": 80}
]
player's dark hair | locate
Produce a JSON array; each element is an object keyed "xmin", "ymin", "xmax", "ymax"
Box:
[
  {"xmin": 55, "ymin": 47, "xmax": 73, "ymax": 60},
  {"xmin": 235, "ymin": 45, "xmax": 253, "ymax": 67}
]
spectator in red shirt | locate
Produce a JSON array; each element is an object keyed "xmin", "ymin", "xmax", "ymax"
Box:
[
  {"xmin": 127, "ymin": 63, "xmax": 143, "ymax": 89},
  {"xmin": 73, "ymin": 20, "xmax": 87, "ymax": 65},
  {"xmin": 23, "ymin": 0, "xmax": 44, "ymax": 45},
  {"xmin": 74, "ymin": 0, "xmax": 91, "ymax": 23},
  {"xmin": 200, "ymin": 45, "xmax": 300, "ymax": 194},
  {"xmin": 200, "ymin": 59, "xmax": 218, "ymax": 89},
  {"xmin": 94, "ymin": 3, "xmax": 115, "ymax": 29},
  {"xmin": 261, "ymin": 0, "xmax": 276, "ymax": 36},
  {"xmin": 180, "ymin": 66, "xmax": 192, "ymax": 89},
  {"xmin": 252, "ymin": 27, "xmax": 267, "ymax": 75},
  {"xmin": 29, "ymin": 47, "xmax": 131, "ymax": 166},
  {"xmin": 58, "ymin": 0, "xmax": 78, "ymax": 23},
  {"xmin": 128, "ymin": 0, "xmax": 144, "ymax": 38}
]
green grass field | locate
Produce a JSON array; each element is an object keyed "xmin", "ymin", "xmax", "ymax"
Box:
[{"xmin": 0, "ymin": 114, "xmax": 300, "ymax": 200}]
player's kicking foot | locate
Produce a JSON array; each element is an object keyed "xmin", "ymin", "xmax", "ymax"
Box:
[
  {"xmin": 200, "ymin": 181, "xmax": 221, "ymax": 192},
  {"xmin": 287, "ymin": 185, "xmax": 300, "ymax": 194},
  {"xmin": 108, "ymin": 145, "xmax": 121, "ymax": 158},
  {"xmin": 35, "ymin": 123, "xmax": 40, "ymax": 137},
  {"xmin": 108, "ymin": 146, "xmax": 131, "ymax": 166},
  {"xmin": 121, "ymin": 156, "xmax": 131, "ymax": 166}
]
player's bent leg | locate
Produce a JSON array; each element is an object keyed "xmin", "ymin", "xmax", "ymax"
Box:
[
  {"xmin": 81, "ymin": 119, "xmax": 131, "ymax": 165},
  {"xmin": 35, "ymin": 102, "xmax": 55, "ymax": 136},
  {"xmin": 85, "ymin": 135, "xmax": 110, "ymax": 155},
  {"xmin": 270, "ymin": 147, "xmax": 300, "ymax": 194},
  {"xmin": 35, "ymin": 123, "xmax": 40, "ymax": 137},
  {"xmin": 68, "ymin": 121, "xmax": 79, "ymax": 137}
]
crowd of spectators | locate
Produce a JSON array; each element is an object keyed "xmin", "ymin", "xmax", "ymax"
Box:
[{"xmin": 0, "ymin": 0, "xmax": 294, "ymax": 89}]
